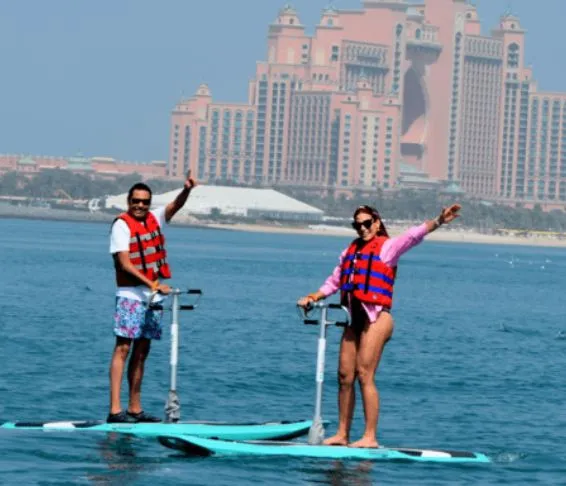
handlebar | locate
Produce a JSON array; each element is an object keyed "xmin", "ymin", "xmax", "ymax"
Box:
[
  {"xmin": 297, "ymin": 301, "xmax": 351, "ymax": 328},
  {"xmin": 148, "ymin": 288, "xmax": 203, "ymax": 311}
]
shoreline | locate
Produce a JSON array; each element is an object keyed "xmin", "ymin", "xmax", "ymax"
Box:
[
  {"xmin": 203, "ymin": 222, "xmax": 566, "ymax": 248},
  {"xmin": 2, "ymin": 206, "xmax": 566, "ymax": 248}
]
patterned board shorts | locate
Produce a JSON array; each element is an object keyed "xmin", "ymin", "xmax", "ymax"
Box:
[{"xmin": 113, "ymin": 297, "xmax": 164, "ymax": 340}]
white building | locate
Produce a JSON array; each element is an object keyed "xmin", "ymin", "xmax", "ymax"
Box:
[{"xmin": 105, "ymin": 185, "xmax": 324, "ymax": 221}]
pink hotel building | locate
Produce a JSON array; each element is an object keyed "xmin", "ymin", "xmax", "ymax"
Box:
[{"xmin": 169, "ymin": 0, "xmax": 566, "ymax": 209}]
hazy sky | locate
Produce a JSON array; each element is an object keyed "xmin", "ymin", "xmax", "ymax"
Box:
[{"xmin": 1, "ymin": 0, "xmax": 565, "ymax": 162}]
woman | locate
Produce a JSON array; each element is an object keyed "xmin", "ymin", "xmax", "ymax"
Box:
[{"xmin": 297, "ymin": 203, "xmax": 461, "ymax": 448}]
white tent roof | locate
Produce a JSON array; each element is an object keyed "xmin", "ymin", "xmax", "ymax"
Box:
[{"xmin": 105, "ymin": 185, "xmax": 323, "ymax": 216}]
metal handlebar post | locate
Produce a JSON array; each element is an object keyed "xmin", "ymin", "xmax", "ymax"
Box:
[
  {"xmin": 148, "ymin": 288, "xmax": 203, "ymax": 423},
  {"xmin": 298, "ymin": 301, "xmax": 351, "ymax": 445}
]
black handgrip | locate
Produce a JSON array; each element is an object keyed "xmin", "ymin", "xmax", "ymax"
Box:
[
  {"xmin": 328, "ymin": 303, "xmax": 343, "ymax": 310},
  {"xmin": 336, "ymin": 321, "xmax": 349, "ymax": 327},
  {"xmin": 180, "ymin": 305, "xmax": 195, "ymax": 310},
  {"xmin": 304, "ymin": 319, "xmax": 319, "ymax": 325},
  {"xmin": 187, "ymin": 289, "xmax": 202, "ymax": 295},
  {"xmin": 149, "ymin": 304, "xmax": 164, "ymax": 311}
]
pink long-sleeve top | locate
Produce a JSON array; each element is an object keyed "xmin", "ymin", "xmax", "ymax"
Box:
[{"xmin": 318, "ymin": 223, "xmax": 429, "ymax": 322}]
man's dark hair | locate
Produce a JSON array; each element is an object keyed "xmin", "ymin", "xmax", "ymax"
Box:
[{"xmin": 127, "ymin": 182, "xmax": 152, "ymax": 202}]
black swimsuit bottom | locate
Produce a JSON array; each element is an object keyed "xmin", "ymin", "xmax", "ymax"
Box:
[{"xmin": 347, "ymin": 297, "xmax": 390, "ymax": 331}]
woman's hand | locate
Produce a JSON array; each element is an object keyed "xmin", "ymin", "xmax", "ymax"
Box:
[
  {"xmin": 426, "ymin": 203, "xmax": 461, "ymax": 233},
  {"xmin": 297, "ymin": 296, "xmax": 315, "ymax": 308},
  {"xmin": 298, "ymin": 292, "xmax": 324, "ymax": 308},
  {"xmin": 440, "ymin": 204, "xmax": 461, "ymax": 224}
]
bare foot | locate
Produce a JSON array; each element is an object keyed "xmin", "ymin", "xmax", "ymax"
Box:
[
  {"xmin": 323, "ymin": 434, "xmax": 349, "ymax": 446},
  {"xmin": 348, "ymin": 437, "xmax": 379, "ymax": 448}
]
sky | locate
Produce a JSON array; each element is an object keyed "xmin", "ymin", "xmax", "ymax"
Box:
[{"xmin": 1, "ymin": 0, "xmax": 565, "ymax": 162}]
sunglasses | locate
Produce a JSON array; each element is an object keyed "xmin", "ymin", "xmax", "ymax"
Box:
[
  {"xmin": 130, "ymin": 198, "xmax": 151, "ymax": 206},
  {"xmin": 351, "ymin": 219, "xmax": 374, "ymax": 231}
]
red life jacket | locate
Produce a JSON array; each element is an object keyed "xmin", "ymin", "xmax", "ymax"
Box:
[
  {"xmin": 339, "ymin": 236, "xmax": 396, "ymax": 309},
  {"xmin": 113, "ymin": 211, "xmax": 171, "ymax": 287}
]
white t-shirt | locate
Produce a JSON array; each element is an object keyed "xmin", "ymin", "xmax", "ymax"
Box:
[{"xmin": 110, "ymin": 207, "xmax": 168, "ymax": 302}]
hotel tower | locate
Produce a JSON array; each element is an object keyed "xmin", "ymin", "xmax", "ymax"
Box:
[{"xmin": 170, "ymin": 1, "xmax": 566, "ymax": 209}]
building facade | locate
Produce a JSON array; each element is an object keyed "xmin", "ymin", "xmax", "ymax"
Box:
[
  {"xmin": 0, "ymin": 154, "xmax": 167, "ymax": 179},
  {"xmin": 170, "ymin": 0, "xmax": 566, "ymax": 209}
]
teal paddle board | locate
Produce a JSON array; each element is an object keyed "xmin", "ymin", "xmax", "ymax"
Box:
[
  {"xmin": 0, "ymin": 419, "xmax": 317, "ymax": 441},
  {"xmin": 158, "ymin": 435, "xmax": 491, "ymax": 463}
]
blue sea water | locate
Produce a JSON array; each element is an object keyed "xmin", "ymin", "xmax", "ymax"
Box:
[{"xmin": 1, "ymin": 217, "xmax": 566, "ymax": 485}]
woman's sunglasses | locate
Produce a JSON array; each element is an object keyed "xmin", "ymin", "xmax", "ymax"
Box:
[{"xmin": 351, "ymin": 219, "xmax": 374, "ymax": 231}]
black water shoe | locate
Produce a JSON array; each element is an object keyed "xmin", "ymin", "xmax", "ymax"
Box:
[
  {"xmin": 126, "ymin": 410, "xmax": 162, "ymax": 423},
  {"xmin": 106, "ymin": 411, "xmax": 138, "ymax": 423}
]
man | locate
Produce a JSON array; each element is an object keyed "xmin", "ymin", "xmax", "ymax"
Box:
[{"xmin": 108, "ymin": 172, "xmax": 196, "ymax": 423}]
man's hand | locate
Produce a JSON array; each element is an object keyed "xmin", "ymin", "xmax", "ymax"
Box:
[
  {"xmin": 166, "ymin": 171, "xmax": 197, "ymax": 222},
  {"xmin": 184, "ymin": 171, "xmax": 197, "ymax": 191},
  {"xmin": 156, "ymin": 283, "xmax": 172, "ymax": 295}
]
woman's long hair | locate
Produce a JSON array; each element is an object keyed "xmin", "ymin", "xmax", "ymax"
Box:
[{"xmin": 353, "ymin": 205, "xmax": 389, "ymax": 237}]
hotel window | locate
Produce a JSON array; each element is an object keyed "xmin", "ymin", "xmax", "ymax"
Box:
[
  {"xmin": 331, "ymin": 46, "xmax": 339, "ymax": 62},
  {"xmin": 392, "ymin": 25, "xmax": 403, "ymax": 94},
  {"xmin": 507, "ymin": 43, "xmax": 519, "ymax": 68}
]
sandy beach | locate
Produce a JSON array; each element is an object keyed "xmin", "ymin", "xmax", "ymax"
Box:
[{"xmin": 202, "ymin": 221, "xmax": 566, "ymax": 248}]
